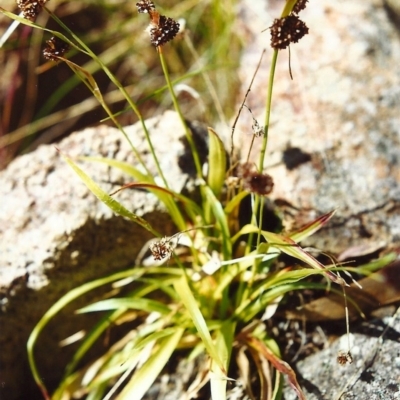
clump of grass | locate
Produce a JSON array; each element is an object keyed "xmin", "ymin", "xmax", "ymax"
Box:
[{"xmin": 0, "ymin": 1, "xmax": 394, "ymax": 399}]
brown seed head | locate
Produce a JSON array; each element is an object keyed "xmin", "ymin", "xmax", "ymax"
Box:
[
  {"xmin": 238, "ymin": 163, "xmax": 274, "ymax": 196},
  {"xmin": 136, "ymin": 0, "xmax": 180, "ymax": 47},
  {"xmin": 270, "ymin": 14, "xmax": 309, "ymax": 50},
  {"xmin": 337, "ymin": 350, "xmax": 353, "ymax": 366},
  {"xmin": 148, "ymin": 15, "xmax": 180, "ymax": 47},
  {"xmin": 16, "ymin": 0, "xmax": 47, "ymax": 21},
  {"xmin": 136, "ymin": 0, "xmax": 156, "ymax": 13},
  {"xmin": 43, "ymin": 36, "xmax": 70, "ymax": 61},
  {"xmin": 149, "ymin": 237, "xmax": 174, "ymax": 261},
  {"xmin": 292, "ymin": 0, "xmax": 309, "ymax": 15}
]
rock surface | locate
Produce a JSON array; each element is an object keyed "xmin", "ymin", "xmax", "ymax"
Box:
[
  {"xmin": 283, "ymin": 307, "xmax": 400, "ymax": 400},
  {"xmin": 236, "ymin": 0, "xmax": 400, "ymax": 256},
  {"xmin": 0, "ymin": 111, "xmax": 195, "ymax": 400}
]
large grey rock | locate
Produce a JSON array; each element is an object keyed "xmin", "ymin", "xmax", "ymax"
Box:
[
  {"xmin": 236, "ymin": 0, "xmax": 400, "ymax": 256},
  {"xmin": 282, "ymin": 308, "xmax": 400, "ymax": 400},
  {"xmin": 0, "ymin": 111, "xmax": 196, "ymax": 400}
]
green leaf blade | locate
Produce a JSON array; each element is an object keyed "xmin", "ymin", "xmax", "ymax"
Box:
[
  {"xmin": 116, "ymin": 328, "xmax": 184, "ymax": 400},
  {"xmin": 62, "ymin": 153, "xmax": 158, "ymax": 235},
  {"xmin": 207, "ymin": 127, "xmax": 227, "ymax": 198},
  {"xmin": 174, "ymin": 276, "xmax": 226, "ymax": 373}
]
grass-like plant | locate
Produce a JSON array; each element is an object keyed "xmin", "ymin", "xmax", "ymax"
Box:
[{"xmin": 1, "ymin": 1, "xmax": 394, "ymax": 399}]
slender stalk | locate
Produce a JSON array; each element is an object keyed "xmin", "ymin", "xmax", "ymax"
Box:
[
  {"xmin": 253, "ymin": 0, "xmax": 297, "ymax": 269},
  {"xmin": 231, "ymin": 50, "xmax": 266, "ymax": 166},
  {"xmin": 241, "ymin": 49, "xmax": 279, "ymax": 301},
  {"xmin": 158, "ymin": 48, "xmax": 203, "ymax": 178},
  {"xmin": 258, "ymin": 49, "xmax": 278, "ymax": 172},
  {"xmin": 257, "ymin": 0, "xmax": 296, "ymax": 172}
]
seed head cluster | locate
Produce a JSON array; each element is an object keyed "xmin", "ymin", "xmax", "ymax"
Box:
[
  {"xmin": 238, "ymin": 162, "xmax": 274, "ymax": 196},
  {"xmin": 337, "ymin": 350, "xmax": 353, "ymax": 366},
  {"xmin": 16, "ymin": 0, "xmax": 48, "ymax": 21},
  {"xmin": 149, "ymin": 237, "xmax": 174, "ymax": 261},
  {"xmin": 43, "ymin": 36, "xmax": 70, "ymax": 61},
  {"xmin": 136, "ymin": 0, "xmax": 180, "ymax": 47},
  {"xmin": 270, "ymin": 0, "xmax": 309, "ymax": 50}
]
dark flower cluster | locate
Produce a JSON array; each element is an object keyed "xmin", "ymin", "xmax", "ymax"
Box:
[
  {"xmin": 136, "ymin": 0, "xmax": 180, "ymax": 47},
  {"xmin": 149, "ymin": 237, "xmax": 174, "ymax": 261},
  {"xmin": 136, "ymin": 0, "xmax": 156, "ymax": 13},
  {"xmin": 43, "ymin": 36, "xmax": 69, "ymax": 61},
  {"xmin": 292, "ymin": 0, "xmax": 308, "ymax": 15},
  {"xmin": 270, "ymin": 0, "xmax": 309, "ymax": 50},
  {"xmin": 16, "ymin": 0, "xmax": 48, "ymax": 21},
  {"xmin": 337, "ymin": 350, "xmax": 353, "ymax": 366},
  {"xmin": 238, "ymin": 162, "xmax": 274, "ymax": 196}
]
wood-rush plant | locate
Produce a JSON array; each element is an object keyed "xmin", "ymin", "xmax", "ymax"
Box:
[{"xmin": 1, "ymin": 0, "xmax": 394, "ymax": 399}]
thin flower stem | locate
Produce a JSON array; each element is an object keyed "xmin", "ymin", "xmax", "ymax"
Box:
[
  {"xmin": 246, "ymin": 135, "xmax": 256, "ymax": 163},
  {"xmin": 158, "ymin": 47, "xmax": 203, "ymax": 178},
  {"xmin": 257, "ymin": 0, "xmax": 296, "ymax": 172},
  {"xmin": 259, "ymin": 49, "xmax": 278, "ymax": 172},
  {"xmin": 242, "ymin": 50, "xmax": 279, "ymax": 299},
  {"xmin": 246, "ymin": 50, "xmax": 279, "ymax": 246},
  {"xmin": 251, "ymin": 0, "xmax": 295, "ymax": 269}
]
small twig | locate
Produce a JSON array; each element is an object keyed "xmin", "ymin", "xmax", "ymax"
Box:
[
  {"xmin": 288, "ymin": 45, "xmax": 293, "ymax": 80},
  {"xmin": 230, "ymin": 49, "xmax": 266, "ymax": 165}
]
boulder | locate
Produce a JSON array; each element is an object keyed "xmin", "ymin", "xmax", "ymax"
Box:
[
  {"xmin": 282, "ymin": 307, "xmax": 400, "ymax": 400},
  {"xmin": 235, "ymin": 0, "xmax": 400, "ymax": 256},
  {"xmin": 0, "ymin": 111, "xmax": 197, "ymax": 400}
]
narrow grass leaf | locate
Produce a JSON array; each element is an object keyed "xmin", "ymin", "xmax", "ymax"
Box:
[
  {"xmin": 214, "ymin": 253, "xmax": 272, "ymax": 299},
  {"xmin": 289, "ymin": 210, "xmax": 336, "ymax": 242},
  {"xmin": 61, "ymin": 153, "xmax": 158, "ymax": 235},
  {"xmin": 203, "ymin": 186, "xmax": 232, "ymax": 259},
  {"xmin": 86, "ymin": 320, "xmax": 171, "ymax": 388},
  {"xmin": 224, "ymin": 190, "xmax": 249, "ymax": 215},
  {"xmin": 0, "ymin": 9, "xmax": 80, "ymax": 50},
  {"xmin": 77, "ymin": 298, "xmax": 171, "ymax": 315},
  {"xmin": 355, "ymin": 252, "xmax": 397, "ymax": 274},
  {"xmin": 109, "ymin": 181, "xmax": 202, "ymax": 230},
  {"xmin": 207, "ymin": 128, "xmax": 226, "ymax": 198},
  {"xmin": 64, "ymin": 60, "xmax": 102, "ymax": 100},
  {"xmin": 210, "ymin": 321, "xmax": 236, "ymax": 400},
  {"xmin": 62, "ymin": 309, "xmax": 126, "ymax": 384},
  {"xmin": 116, "ymin": 328, "xmax": 184, "ymax": 400},
  {"xmin": 133, "ymin": 327, "xmax": 178, "ymax": 352},
  {"xmin": 82, "ymin": 156, "xmax": 202, "ymax": 230},
  {"xmin": 247, "ymin": 335, "xmax": 306, "ymax": 400},
  {"xmin": 174, "ymin": 276, "xmax": 226, "ymax": 373},
  {"xmin": 235, "ymin": 278, "xmax": 327, "ymax": 322},
  {"xmin": 261, "ymin": 231, "xmax": 346, "ymax": 285},
  {"xmin": 81, "ymin": 157, "xmax": 151, "ymax": 182},
  {"xmin": 238, "ymin": 224, "xmax": 346, "ymax": 285}
]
